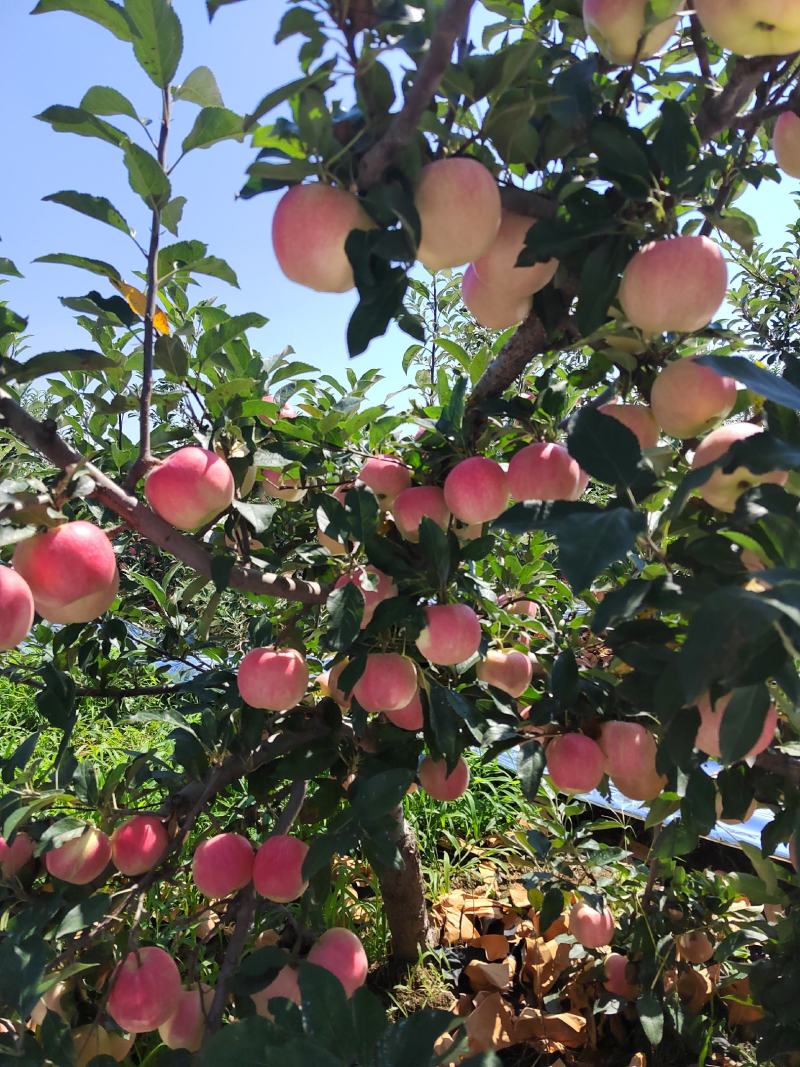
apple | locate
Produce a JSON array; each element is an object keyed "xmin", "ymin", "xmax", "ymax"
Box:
[
  {"xmin": 158, "ymin": 984, "xmax": 214, "ymax": 1052},
  {"xmin": 272, "ymin": 183, "xmax": 374, "ymax": 292},
  {"xmin": 691, "ymin": 423, "xmax": 788, "ymax": 512},
  {"xmin": 650, "ymin": 358, "xmax": 737, "ymax": 438},
  {"xmin": 583, "ymin": 0, "xmax": 682, "ymax": 64},
  {"xmin": 253, "ymin": 834, "xmax": 309, "ymax": 902},
  {"xmin": 774, "ymin": 111, "xmax": 800, "ymax": 177},
  {"xmin": 476, "ymin": 649, "xmax": 533, "ymax": 697},
  {"xmin": 418, "ymin": 756, "xmax": 470, "ymax": 801},
  {"xmin": 13, "ymin": 521, "xmax": 119, "ymax": 625},
  {"xmin": 260, "ymin": 393, "xmax": 298, "ymax": 423},
  {"xmin": 111, "ymin": 814, "xmax": 168, "ymax": 876},
  {"xmin": 618, "ymin": 235, "xmax": 728, "ymax": 334},
  {"xmin": 262, "ymin": 467, "xmax": 307, "ymax": 502},
  {"xmin": 192, "ymin": 832, "xmax": 254, "ymax": 898},
  {"xmin": 237, "ymin": 647, "xmax": 309, "ymax": 711},
  {"xmin": 0, "ymin": 831, "xmax": 34, "ymax": 879},
  {"xmin": 693, "ymin": 691, "xmax": 778, "ymax": 761},
  {"xmin": 597, "ymin": 402, "xmax": 660, "ymax": 449},
  {"xmin": 318, "ymin": 658, "xmax": 352, "ymax": 708},
  {"xmin": 472, "ymin": 210, "xmax": 558, "ymax": 295},
  {"xmin": 569, "ymin": 901, "xmax": 615, "ymax": 948},
  {"xmin": 676, "ymin": 931, "xmax": 715, "ymax": 964},
  {"xmin": 603, "ymin": 952, "xmax": 639, "ymax": 999},
  {"xmin": 307, "ymin": 927, "xmax": 368, "ymax": 997},
  {"xmin": 443, "ymin": 456, "xmax": 509, "ymax": 524},
  {"xmin": 415, "ymin": 603, "xmax": 482, "ymax": 666},
  {"xmin": 356, "ymin": 455, "xmax": 411, "ymax": 508},
  {"xmin": 694, "ymin": 0, "xmax": 800, "ymax": 57},
  {"xmin": 461, "ymin": 264, "xmax": 532, "ymax": 329},
  {"xmin": 0, "ymin": 565, "xmax": 35, "ymax": 650},
  {"xmin": 392, "ymin": 485, "xmax": 451, "ymax": 542},
  {"xmin": 252, "ymin": 965, "xmax": 301, "ymax": 1018},
  {"xmin": 317, "ymin": 484, "xmax": 356, "ymax": 556},
  {"xmin": 415, "ymin": 158, "xmax": 502, "ymax": 271},
  {"xmin": 384, "ymin": 690, "xmax": 424, "ymax": 730},
  {"xmin": 546, "ymin": 733, "xmax": 606, "ymax": 793},
  {"xmin": 29, "ymin": 977, "xmax": 71, "ymax": 1027},
  {"xmin": 352, "ymin": 653, "xmax": 418, "ymax": 712},
  {"xmin": 334, "ymin": 565, "xmax": 397, "ymax": 627},
  {"xmin": 45, "ymin": 827, "xmax": 111, "ymax": 885},
  {"xmin": 498, "ymin": 593, "xmax": 539, "ymax": 619},
  {"xmin": 507, "ymin": 442, "xmax": 589, "ymax": 502},
  {"xmin": 598, "ymin": 721, "xmax": 660, "ymax": 781},
  {"xmin": 145, "ymin": 446, "xmax": 234, "ymax": 531},
  {"xmin": 107, "ymin": 946, "xmax": 182, "ymax": 1033}
]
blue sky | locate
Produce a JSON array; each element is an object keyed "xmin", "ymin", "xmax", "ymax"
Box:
[{"xmin": 1, "ymin": 1, "xmax": 798, "ymax": 400}]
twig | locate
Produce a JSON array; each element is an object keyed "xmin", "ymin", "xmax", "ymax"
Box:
[
  {"xmin": 357, "ymin": 0, "xmax": 475, "ymax": 188},
  {"xmin": 274, "ymin": 779, "xmax": 308, "ymax": 835},
  {"xmin": 695, "ymin": 56, "xmax": 783, "ymax": 143},
  {"xmin": 0, "ymin": 391, "xmax": 328, "ymax": 605},
  {"xmin": 202, "ymin": 886, "xmax": 257, "ymax": 1042}
]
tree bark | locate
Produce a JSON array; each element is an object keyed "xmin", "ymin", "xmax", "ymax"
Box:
[{"xmin": 375, "ymin": 805, "xmax": 432, "ymax": 962}]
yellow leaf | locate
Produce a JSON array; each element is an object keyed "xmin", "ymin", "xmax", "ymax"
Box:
[{"xmin": 112, "ymin": 280, "xmax": 170, "ymax": 335}]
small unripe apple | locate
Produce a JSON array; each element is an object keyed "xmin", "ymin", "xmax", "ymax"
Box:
[
  {"xmin": 507, "ymin": 442, "xmax": 589, "ymax": 502},
  {"xmin": 253, "ymin": 834, "xmax": 309, "ymax": 902},
  {"xmin": 272, "ymin": 183, "xmax": 374, "ymax": 293},
  {"xmin": 356, "ymin": 455, "xmax": 411, "ymax": 508},
  {"xmin": 676, "ymin": 930, "xmax": 715, "ymax": 964},
  {"xmin": 111, "ymin": 815, "xmax": 168, "ymax": 876},
  {"xmin": 392, "ymin": 486, "xmax": 450, "ymax": 542},
  {"xmin": 72, "ymin": 1025, "xmax": 134, "ymax": 1067},
  {"xmin": 192, "ymin": 832, "xmax": 254, "ymax": 898},
  {"xmin": 650, "ymin": 358, "xmax": 737, "ymax": 439},
  {"xmin": 415, "ymin": 158, "xmax": 501, "ymax": 271},
  {"xmin": 476, "ymin": 649, "xmax": 533, "ymax": 697},
  {"xmin": 416, "ymin": 603, "xmax": 482, "ymax": 666},
  {"xmin": 443, "ymin": 456, "xmax": 509, "ymax": 525},
  {"xmin": 384, "ymin": 690, "xmax": 424, "ymax": 730},
  {"xmin": 251, "ymin": 965, "xmax": 301, "ymax": 1018},
  {"xmin": 691, "ymin": 423, "xmax": 788, "ymax": 512},
  {"xmin": 461, "ymin": 264, "xmax": 532, "ymax": 330},
  {"xmin": 13, "ymin": 521, "xmax": 119, "ymax": 625},
  {"xmin": 307, "ymin": 927, "xmax": 369, "ymax": 997},
  {"xmin": 774, "ymin": 111, "xmax": 800, "ymax": 177},
  {"xmin": 546, "ymin": 733, "xmax": 606, "ymax": 793},
  {"xmin": 107, "ymin": 946, "xmax": 182, "ymax": 1033},
  {"xmin": 334, "ymin": 565, "xmax": 397, "ymax": 627},
  {"xmin": 45, "ymin": 827, "xmax": 112, "ymax": 885},
  {"xmin": 418, "ymin": 756, "xmax": 470, "ymax": 801},
  {"xmin": 0, "ymin": 832, "xmax": 34, "ymax": 879},
  {"xmin": 583, "ymin": 0, "xmax": 682, "ymax": 64},
  {"xmin": 472, "ymin": 210, "xmax": 558, "ymax": 296},
  {"xmin": 145, "ymin": 447, "xmax": 235, "ymax": 531},
  {"xmin": 597, "ymin": 402, "xmax": 660, "ymax": 449},
  {"xmin": 262, "ymin": 468, "xmax": 307, "ymax": 501},
  {"xmin": 618, "ymin": 235, "xmax": 728, "ymax": 335},
  {"xmin": 158, "ymin": 984, "xmax": 214, "ymax": 1052},
  {"xmin": 694, "ymin": 0, "xmax": 800, "ymax": 57},
  {"xmin": 238, "ymin": 647, "xmax": 309, "ymax": 711},
  {"xmin": 693, "ymin": 692, "xmax": 778, "ymax": 761},
  {"xmin": 0, "ymin": 565, "xmax": 35, "ymax": 650},
  {"xmin": 569, "ymin": 901, "xmax": 615, "ymax": 948},
  {"xmin": 352, "ymin": 653, "xmax": 418, "ymax": 712},
  {"xmin": 603, "ymin": 952, "xmax": 639, "ymax": 999}
]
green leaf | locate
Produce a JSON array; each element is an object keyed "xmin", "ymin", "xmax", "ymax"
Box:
[
  {"xmin": 0, "ymin": 257, "xmax": 22, "ymax": 277},
  {"xmin": 42, "ymin": 190, "xmax": 131, "ymax": 235},
  {"xmin": 4, "ymin": 348, "xmax": 119, "ymax": 384},
  {"xmin": 375, "ymin": 1008, "xmax": 455, "ymax": 1067},
  {"xmin": 705, "ymin": 208, "xmax": 759, "ymax": 252},
  {"xmin": 325, "ymin": 583, "xmax": 364, "ymax": 652},
  {"xmin": 55, "ymin": 894, "xmax": 110, "ymax": 938},
  {"xmin": 160, "ymin": 195, "xmax": 186, "ymax": 235},
  {"xmin": 681, "ymin": 768, "xmax": 716, "ymax": 835},
  {"xmin": 123, "ymin": 141, "xmax": 171, "ymax": 210},
  {"xmin": 34, "ymin": 252, "xmax": 122, "ymax": 282},
  {"xmin": 589, "ymin": 118, "xmax": 652, "ymax": 199},
  {"xmin": 567, "ymin": 406, "xmax": 642, "ymax": 487},
  {"xmin": 637, "ymin": 991, "xmax": 664, "ymax": 1046},
  {"xmin": 35, "ymin": 104, "xmax": 127, "ymax": 146},
  {"xmin": 517, "ymin": 742, "xmax": 546, "ymax": 801},
  {"xmin": 196, "ymin": 313, "xmax": 267, "ymax": 362},
  {"xmin": 230, "ymin": 500, "xmax": 276, "ymax": 535},
  {"xmin": 493, "ymin": 501, "xmax": 646, "ymax": 592},
  {"xmin": 297, "ymin": 964, "xmax": 356, "ymax": 1054},
  {"xmin": 350, "ymin": 769, "xmax": 415, "ymax": 822},
  {"xmin": 31, "ymin": 0, "xmax": 134, "ymax": 41},
  {"xmin": 124, "ymin": 0, "xmax": 183, "ymax": 87},
  {"xmin": 200, "ymin": 1016, "xmax": 279, "ymax": 1064},
  {"xmin": 719, "ymin": 685, "xmax": 772, "ymax": 764},
  {"xmin": 206, "ymin": 0, "xmax": 246, "ymax": 15},
  {"xmin": 539, "ymin": 885, "xmax": 565, "ymax": 935},
  {"xmin": 154, "ymin": 334, "xmax": 188, "ymax": 377},
  {"xmin": 182, "ymin": 106, "xmax": 244, "ymax": 152},
  {"xmin": 245, "ymin": 61, "xmax": 336, "ymax": 127},
  {"xmin": 696, "ymin": 355, "xmax": 800, "ymax": 411},
  {"xmin": 81, "ymin": 84, "xmax": 140, "ymax": 121},
  {"xmin": 652, "ymin": 99, "xmax": 699, "ymax": 184},
  {"xmin": 173, "ymin": 65, "xmax": 224, "ymax": 107}
]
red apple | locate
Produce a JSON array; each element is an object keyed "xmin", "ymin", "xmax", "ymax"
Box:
[
  {"xmin": 238, "ymin": 647, "xmax": 309, "ymax": 711},
  {"xmin": 418, "ymin": 756, "xmax": 470, "ymax": 801},
  {"xmin": 650, "ymin": 358, "xmax": 737, "ymax": 439},
  {"xmin": 583, "ymin": 0, "xmax": 682, "ymax": 64},
  {"xmin": 508, "ymin": 442, "xmax": 589, "ymax": 502},
  {"xmin": 107, "ymin": 946, "xmax": 182, "ymax": 1033},
  {"xmin": 0, "ymin": 565, "xmax": 35, "ymax": 650},
  {"xmin": 415, "ymin": 158, "xmax": 501, "ymax": 271},
  {"xmin": 145, "ymin": 446, "xmax": 234, "ymax": 531},
  {"xmin": 547, "ymin": 733, "xmax": 606, "ymax": 793},
  {"xmin": 695, "ymin": 0, "xmax": 800, "ymax": 57},
  {"xmin": 691, "ymin": 423, "xmax": 788, "ymax": 512},
  {"xmin": 415, "ymin": 603, "xmax": 482, "ymax": 666},
  {"xmin": 443, "ymin": 456, "xmax": 509, "ymax": 524}
]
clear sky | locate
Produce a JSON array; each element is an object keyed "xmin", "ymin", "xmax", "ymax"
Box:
[{"xmin": 1, "ymin": 1, "xmax": 798, "ymax": 399}]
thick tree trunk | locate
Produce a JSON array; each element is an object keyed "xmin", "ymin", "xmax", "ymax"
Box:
[{"xmin": 376, "ymin": 805, "xmax": 433, "ymax": 962}]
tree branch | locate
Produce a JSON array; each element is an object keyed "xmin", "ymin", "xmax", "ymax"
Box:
[
  {"xmin": 127, "ymin": 87, "xmax": 171, "ymax": 491},
  {"xmin": 357, "ymin": 0, "xmax": 475, "ymax": 188},
  {"xmin": 0, "ymin": 391, "xmax": 328, "ymax": 605},
  {"xmin": 498, "ymin": 186, "xmax": 556, "ymax": 220},
  {"xmin": 202, "ymin": 886, "xmax": 256, "ymax": 1041},
  {"xmin": 695, "ymin": 56, "xmax": 783, "ymax": 143}
]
